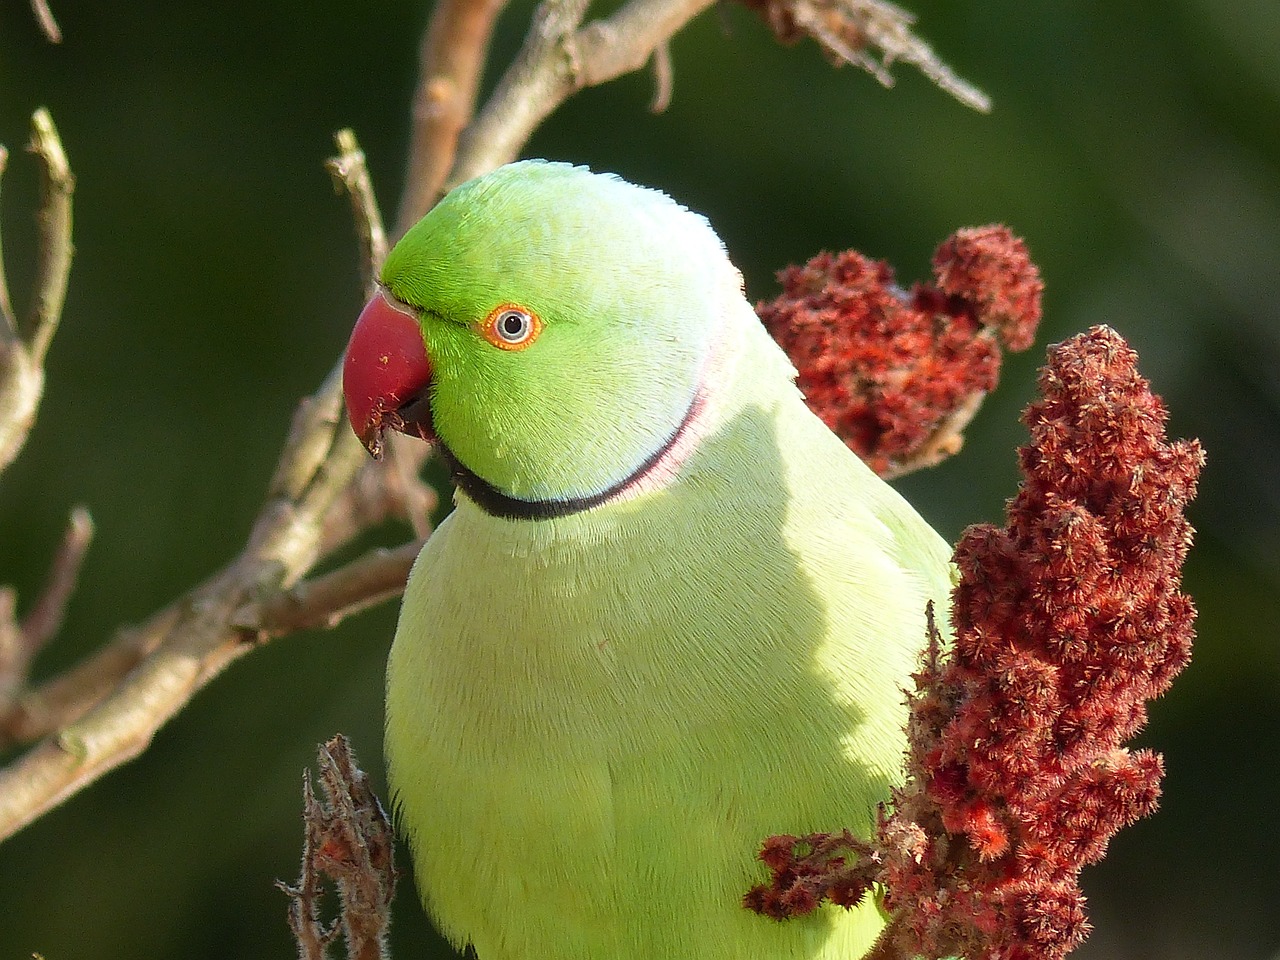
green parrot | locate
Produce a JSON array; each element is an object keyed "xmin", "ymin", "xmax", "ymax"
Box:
[{"xmin": 342, "ymin": 161, "xmax": 954, "ymax": 960}]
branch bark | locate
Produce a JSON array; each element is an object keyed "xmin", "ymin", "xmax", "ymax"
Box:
[
  {"xmin": 30, "ymin": 0, "xmax": 62, "ymax": 44},
  {"xmin": 326, "ymin": 130, "xmax": 388, "ymax": 301},
  {"xmin": 395, "ymin": 0, "xmax": 512, "ymax": 236},
  {"xmin": 0, "ymin": 0, "xmax": 730, "ymax": 842},
  {"xmin": 0, "ymin": 506, "xmax": 93, "ymax": 717},
  {"xmin": 0, "ymin": 108, "xmax": 74, "ymax": 475},
  {"xmin": 0, "ymin": 131, "xmax": 414, "ymax": 843},
  {"xmin": 447, "ymin": 0, "xmax": 717, "ymax": 189}
]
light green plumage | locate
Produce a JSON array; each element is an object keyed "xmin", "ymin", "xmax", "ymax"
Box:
[{"xmin": 382, "ymin": 161, "xmax": 954, "ymax": 960}]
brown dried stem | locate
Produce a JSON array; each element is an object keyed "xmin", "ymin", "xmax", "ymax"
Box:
[
  {"xmin": 280, "ymin": 735, "xmax": 396, "ymax": 960},
  {"xmin": 395, "ymin": 0, "xmax": 511, "ymax": 236},
  {"xmin": 19, "ymin": 506, "xmax": 94, "ymax": 654},
  {"xmin": 0, "ymin": 146, "xmax": 15, "ymax": 334},
  {"xmin": 26, "ymin": 109, "xmax": 75, "ymax": 364},
  {"xmin": 744, "ymin": 0, "xmax": 990, "ymax": 112},
  {"xmin": 326, "ymin": 130, "xmax": 388, "ymax": 301}
]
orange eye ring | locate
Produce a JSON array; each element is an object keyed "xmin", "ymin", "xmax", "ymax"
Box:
[{"xmin": 480, "ymin": 303, "xmax": 542, "ymax": 351}]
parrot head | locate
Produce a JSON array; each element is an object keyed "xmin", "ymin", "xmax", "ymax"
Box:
[{"xmin": 342, "ymin": 161, "xmax": 742, "ymax": 516}]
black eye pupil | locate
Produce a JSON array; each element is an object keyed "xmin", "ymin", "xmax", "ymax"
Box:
[{"xmin": 501, "ymin": 312, "xmax": 526, "ymax": 337}]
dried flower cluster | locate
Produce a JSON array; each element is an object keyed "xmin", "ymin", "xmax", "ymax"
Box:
[
  {"xmin": 280, "ymin": 735, "xmax": 397, "ymax": 960},
  {"xmin": 736, "ymin": 0, "xmax": 992, "ymax": 112},
  {"xmin": 748, "ymin": 326, "xmax": 1202, "ymax": 960},
  {"xmin": 742, "ymin": 829, "xmax": 880, "ymax": 920},
  {"xmin": 757, "ymin": 226, "xmax": 1042, "ymax": 478}
]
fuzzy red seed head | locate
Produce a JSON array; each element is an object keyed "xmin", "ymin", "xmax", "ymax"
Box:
[{"xmin": 757, "ymin": 226, "xmax": 1042, "ymax": 477}]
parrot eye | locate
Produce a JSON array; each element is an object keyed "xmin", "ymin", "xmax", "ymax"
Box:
[{"xmin": 481, "ymin": 304, "xmax": 542, "ymax": 351}]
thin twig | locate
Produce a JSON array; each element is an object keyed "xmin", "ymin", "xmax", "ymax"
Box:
[
  {"xmin": 0, "ymin": 110, "xmax": 74, "ymax": 478},
  {"xmin": 19, "ymin": 506, "xmax": 94, "ymax": 653},
  {"xmin": 326, "ymin": 130, "xmax": 387, "ymax": 300},
  {"xmin": 30, "ymin": 0, "xmax": 62, "ymax": 43},
  {"xmin": 0, "ymin": 127, "xmax": 412, "ymax": 842},
  {"xmin": 448, "ymin": 0, "xmax": 716, "ymax": 189},
  {"xmin": 395, "ymin": 0, "xmax": 511, "ymax": 236},
  {"xmin": 25, "ymin": 108, "xmax": 74, "ymax": 365},
  {"xmin": 0, "ymin": 506, "xmax": 93, "ymax": 724},
  {"xmin": 233, "ymin": 539, "xmax": 424, "ymax": 641},
  {"xmin": 649, "ymin": 41, "xmax": 674, "ymax": 113},
  {"xmin": 0, "ymin": 145, "xmax": 16, "ymax": 337}
]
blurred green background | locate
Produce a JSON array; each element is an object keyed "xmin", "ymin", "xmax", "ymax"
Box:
[{"xmin": 1, "ymin": 0, "xmax": 1276, "ymax": 957}]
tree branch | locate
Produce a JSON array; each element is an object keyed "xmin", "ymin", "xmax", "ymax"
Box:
[
  {"xmin": 326, "ymin": 130, "xmax": 387, "ymax": 301},
  {"xmin": 0, "ymin": 109, "xmax": 74, "ymax": 476},
  {"xmin": 233, "ymin": 539, "xmax": 424, "ymax": 642},
  {"xmin": 26, "ymin": 108, "xmax": 75, "ymax": 365},
  {"xmin": 448, "ymin": 0, "xmax": 717, "ymax": 189},
  {"xmin": 0, "ymin": 416, "xmax": 371, "ymax": 840},
  {"xmin": 395, "ymin": 0, "xmax": 512, "ymax": 236},
  {"xmin": 0, "ymin": 0, "xmax": 727, "ymax": 842},
  {"xmin": 19, "ymin": 506, "xmax": 94, "ymax": 654},
  {"xmin": 29, "ymin": 0, "xmax": 62, "ymax": 44},
  {"xmin": 0, "ymin": 507, "xmax": 94, "ymax": 718},
  {"xmin": 0, "ymin": 146, "xmax": 16, "ymax": 336},
  {"xmin": 0, "ymin": 131, "xmax": 409, "ymax": 842}
]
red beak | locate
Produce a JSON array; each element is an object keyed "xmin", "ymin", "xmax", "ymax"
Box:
[{"xmin": 342, "ymin": 289, "xmax": 434, "ymax": 459}]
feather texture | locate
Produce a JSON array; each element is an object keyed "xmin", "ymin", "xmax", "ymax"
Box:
[{"xmin": 383, "ymin": 233, "xmax": 955, "ymax": 959}]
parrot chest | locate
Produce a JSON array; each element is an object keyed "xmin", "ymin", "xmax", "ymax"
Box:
[{"xmin": 384, "ymin": 424, "xmax": 932, "ymax": 959}]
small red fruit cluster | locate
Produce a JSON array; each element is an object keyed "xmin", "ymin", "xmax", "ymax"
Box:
[
  {"xmin": 757, "ymin": 226, "xmax": 1042, "ymax": 478},
  {"xmin": 747, "ymin": 325, "xmax": 1203, "ymax": 960}
]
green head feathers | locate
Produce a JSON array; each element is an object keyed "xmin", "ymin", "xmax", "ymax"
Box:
[{"xmin": 380, "ymin": 161, "xmax": 741, "ymax": 507}]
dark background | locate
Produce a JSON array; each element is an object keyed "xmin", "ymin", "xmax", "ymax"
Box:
[{"xmin": 1, "ymin": 1, "xmax": 1276, "ymax": 957}]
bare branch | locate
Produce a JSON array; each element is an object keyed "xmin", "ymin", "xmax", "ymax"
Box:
[
  {"xmin": 0, "ymin": 110, "xmax": 74, "ymax": 478},
  {"xmin": 0, "ymin": 146, "xmax": 16, "ymax": 337},
  {"xmin": 0, "ymin": 506, "xmax": 94, "ymax": 722},
  {"xmin": 281, "ymin": 772, "xmax": 341, "ymax": 960},
  {"xmin": 317, "ymin": 434, "xmax": 436, "ymax": 553},
  {"xmin": 233, "ymin": 539, "xmax": 424, "ymax": 641},
  {"xmin": 30, "ymin": 0, "xmax": 63, "ymax": 43},
  {"xmin": 449, "ymin": 0, "xmax": 716, "ymax": 189},
  {"xmin": 25, "ymin": 108, "xmax": 75, "ymax": 365},
  {"xmin": 649, "ymin": 41, "xmax": 674, "ymax": 114},
  {"xmin": 0, "ymin": 607, "xmax": 178, "ymax": 749},
  {"xmin": 19, "ymin": 506, "xmax": 94, "ymax": 653},
  {"xmin": 395, "ymin": 0, "xmax": 511, "ymax": 236},
  {"xmin": 326, "ymin": 130, "xmax": 387, "ymax": 300}
]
